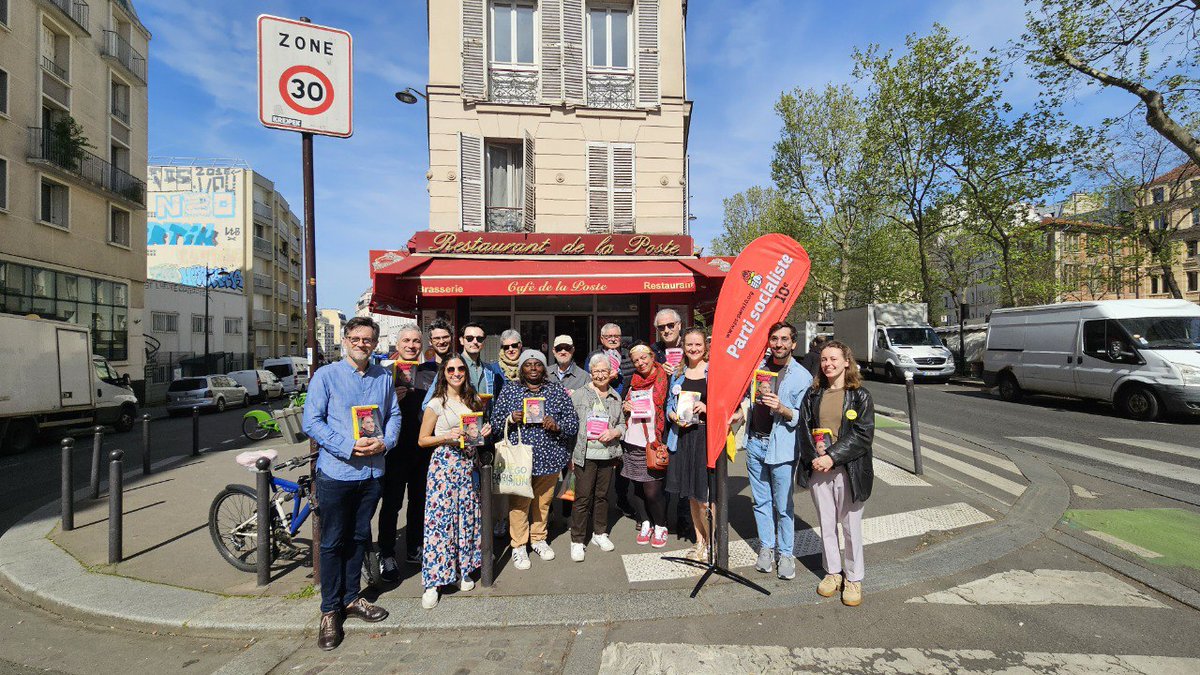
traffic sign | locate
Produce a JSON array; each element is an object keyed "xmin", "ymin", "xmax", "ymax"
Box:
[{"xmin": 257, "ymin": 15, "xmax": 353, "ymax": 138}]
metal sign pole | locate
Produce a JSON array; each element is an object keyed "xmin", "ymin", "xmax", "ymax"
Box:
[{"xmin": 302, "ymin": 125, "xmax": 320, "ymax": 576}]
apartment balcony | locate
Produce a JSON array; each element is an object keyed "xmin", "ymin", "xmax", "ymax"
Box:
[
  {"xmin": 254, "ymin": 345, "xmax": 270, "ymax": 360},
  {"xmin": 586, "ymin": 72, "xmax": 636, "ymax": 109},
  {"xmin": 253, "ymin": 273, "xmax": 272, "ymax": 291},
  {"xmin": 276, "ymin": 281, "xmax": 288, "ymax": 296},
  {"xmin": 289, "ymin": 289, "xmax": 299, "ymax": 304},
  {"xmin": 42, "ymin": 0, "xmax": 90, "ymax": 34},
  {"xmin": 486, "ymin": 206, "xmax": 528, "ymax": 233},
  {"xmin": 253, "ymin": 236, "xmax": 272, "ymax": 259},
  {"xmin": 27, "ymin": 127, "xmax": 146, "ymax": 207},
  {"xmin": 253, "ymin": 201, "xmax": 272, "ymax": 224},
  {"xmin": 101, "ymin": 30, "xmax": 146, "ymax": 84},
  {"xmin": 289, "ymin": 260, "xmax": 301, "ymax": 278},
  {"xmin": 252, "ymin": 309, "xmax": 273, "ymax": 331},
  {"xmin": 488, "ymin": 66, "xmax": 539, "ymax": 105},
  {"xmin": 41, "ymin": 56, "xmax": 68, "ymax": 82},
  {"xmin": 276, "ymin": 313, "xmax": 288, "ymax": 327},
  {"xmin": 111, "ymin": 99, "xmax": 130, "ymax": 126}
]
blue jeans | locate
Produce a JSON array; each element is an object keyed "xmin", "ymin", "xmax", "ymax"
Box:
[
  {"xmin": 315, "ymin": 471, "xmax": 382, "ymax": 613},
  {"xmin": 744, "ymin": 435, "xmax": 795, "ymax": 555}
]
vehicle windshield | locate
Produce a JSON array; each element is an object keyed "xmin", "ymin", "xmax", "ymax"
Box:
[
  {"xmin": 168, "ymin": 378, "xmax": 208, "ymax": 392},
  {"xmin": 1116, "ymin": 316, "xmax": 1200, "ymax": 350},
  {"xmin": 93, "ymin": 358, "xmax": 118, "ymax": 384},
  {"xmin": 265, "ymin": 365, "xmax": 291, "ymax": 379},
  {"xmin": 886, "ymin": 327, "xmax": 944, "ymax": 347}
]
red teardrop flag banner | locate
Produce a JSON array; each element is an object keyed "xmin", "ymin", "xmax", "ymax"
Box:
[{"xmin": 706, "ymin": 234, "xmax": 810, "ymax": 468}]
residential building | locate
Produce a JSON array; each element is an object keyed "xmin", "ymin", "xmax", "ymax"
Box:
[
  {"xmin": 317, "ymin": 307, "xmax": 345, "ymax": 362},
  {"xmin": 1138, "ymin": 162, "xmax": 1199, "ymax": 302},
  {"xmin": 146, "ymin": 160, "xmax": 306, "ymax": 371},
  {"xmin": 0, "ymin": 0, "xmax": 152, "ymax": 396},
  {"xmin": 142, "ymin": 279, "xmax": 248, "ymax": 403}
]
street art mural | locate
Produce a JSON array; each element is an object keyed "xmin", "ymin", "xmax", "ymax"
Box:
[{"xmin": 147, "ymin": 167, "xmax": 245, "ymax": 293}]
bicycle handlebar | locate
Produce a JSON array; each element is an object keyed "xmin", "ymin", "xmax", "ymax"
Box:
[{"xmin": 273, "ymin": 452, "xmax": 319, "ymax": 472}]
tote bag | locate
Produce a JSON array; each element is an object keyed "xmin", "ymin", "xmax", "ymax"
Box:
[{"xmin": 492, "ymin": 420, "xmax": 534, "ymax": 498}]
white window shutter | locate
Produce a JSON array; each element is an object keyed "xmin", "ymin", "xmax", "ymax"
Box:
[
  {"xmin": 523, "ymin": 131, "xmax": 536, "ymax": 232},
  {"xmin": 562, "ymin": 0, "xmax": 586, "ymax": 104},
  {"xmin": 460, "ymin": 133, "xmax": 485, "ymax": 231},
  {"xmin": 587, "ymin": 143, "xmax": 611, "ymax": 233},
  {"xmin": 540, "ymin": 0, "xmax": 564, "ymax": 102},
  {"xmin": 636, "ymin": 0, "xmax": 660, "ymax": 108},
  {"xmin": 461, "ymin": 0, "xmax": 487, "ymax": 101},
  {"xmin": 612, "ymin": 143, "xmax": 635, "ymax": 233}
]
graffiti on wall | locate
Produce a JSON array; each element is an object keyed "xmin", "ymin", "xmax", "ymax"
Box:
[
  {"xmin": 149, "ymin": 166, "xmax": 242, "ymax": 193},
  {"xmin": 147, "ymin": 166, "xmax": 245, "ymax": 293},
  {"xmin": 145, "ymin": 266, "xmax": 245, "ymax": 290}
]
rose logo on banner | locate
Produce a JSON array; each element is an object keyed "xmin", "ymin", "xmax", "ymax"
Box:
[{"xmin": 706, "ymin": 234, "xmax": 811, "ymax": 468}]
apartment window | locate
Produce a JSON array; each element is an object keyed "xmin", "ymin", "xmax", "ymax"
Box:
[
  {"xmin": 1189, "ymin": 272, "xmax": 1198, "ymax": 294},
  {"xmin": 191, "ymin": 314, "xmax": 211, "ymax": 335},
  {"xmin": 485, "ymin": 142, "xmax": 524, "ymax": 232},
  {"xmin": 1193, "ymin": 208, "xmax": 1199, "ymax": 227},
  {"xmin": 0, "ymin": 262, "xmax": 128, "ymax": 360},
  {"xmin": 0, "ymin": 157, "xmax": 7, "ymax": 212},
  {"xmin": 586, "ymin": 142, "xmax": 635, "ymax": 233},
  {"xmin": 1151, "ymin": 275, "xmax": 1161, "ymax": 295},
  {"xmin": 588, "ymin": 5, "xmax": 632, "ymax": 70},
  {"xmin": 1188, "ymin": 241, "xmax": 1197, "ymax": 258},
  {"xmin": 152, "ymin": 312, "xmax": 178, "ymax": 333},
  {"xmin": 1, "ymin": 0, "xmax": 9, "ymax": 28},
  {"xmin": 1152, "ymin": 187, "xmax": 1164, "ymax": 204},
  {"xmin": 490, "ymin": 1, "xmax": 536, "ymax": 66},
  {"xmin": 110, "ymin": 80, "xmax": 130, "ymax": 125},
  {"xmin": 224, "ymin": 317, "xmax": 243, "ymax": 335},
  {"xmin": 109, "ymin": 207, "xmax": 130, "ymax": 247},
  {"xmin": 0, "ymin": 67, "xmax": 8, "ymax": 116},
  {"xmin": 39, "ymin": 178, "xmax": 68, "ymax": 228},
  {"xmin": 40, "ymin": 24, "xmax": 68, "ymax": 81}
]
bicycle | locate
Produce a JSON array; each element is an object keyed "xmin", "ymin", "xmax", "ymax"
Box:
[{"xmin": 242, "ymin": 392, "xmax": 307, "ymax": 441}]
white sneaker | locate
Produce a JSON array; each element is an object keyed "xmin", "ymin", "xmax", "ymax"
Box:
[
  {"xmin": 511, "ymin": 546, "xmax": 531, "ymax": 570},
  {"xmin": 591, "ymin": 533, "xmax": 615, "ymax": 552},
  {"xmin": 421, "ymin": 587, "xmax": 439, "ymax": 609},
  {"xmin": 571, "ymin": 543, "xmax": 586, "ymax": 562},
  {"xmin": 458, "ymin": 577, "xmax": 475, "ymax": 592},
  {"xmin": 531, "ymin": 540, "xmax": 556, "ymax": 561}
]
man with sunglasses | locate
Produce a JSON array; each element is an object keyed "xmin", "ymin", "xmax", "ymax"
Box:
[
  {"xmin": 420, "ymin": 322, "xmax": 506, "ymax": 409},
  {"xmin": 550, "ymin": 335, "xmax": 589, "ymax": 395},
  {"xmin": 587, "ymin": 323, "xmax": 634, "ymax": 394}
]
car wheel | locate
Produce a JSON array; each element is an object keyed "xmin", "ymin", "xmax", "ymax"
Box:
[
  {"xmin": 114, "ymin": 405, "xmax": 136, "ymax": 433},
  {"xmin": 1, "ymin": 419, "xmax": 38, "ymax": 455},
  {"xmin": 998, "ymin": 372, "xmax": 1023, "ymax": 402},
  {"xmin": 884, "ymin": 364, "xmax": 899, "ymax": 383},
  {"xmin": 216, "ymin": 397, "xmax": 227, "ymax": 413},
  {"xmin": 1118, "ymin": 385, "xmax": 1160, "ymax": 421}
]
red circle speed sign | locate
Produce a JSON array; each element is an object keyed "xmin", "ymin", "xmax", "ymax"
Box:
[{"xmin": 278, "ymin": 65, "xmax": 335, "ymax": 115}]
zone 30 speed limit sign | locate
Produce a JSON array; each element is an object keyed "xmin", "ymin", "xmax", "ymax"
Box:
[{"xmin": 258, "ymin": 15, "xmax": 353, "ymax": 138}]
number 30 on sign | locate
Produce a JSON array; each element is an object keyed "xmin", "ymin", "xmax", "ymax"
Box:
[{"xmin": 257, "ymin": 15, "xmax": 353, "ymax": 138}]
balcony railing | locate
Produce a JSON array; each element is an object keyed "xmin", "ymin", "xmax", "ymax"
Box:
[
  {"xmin": 488, "ymin": 66, "xmax": 539, "ymax": 104},
  {"xmin": 253, "ymin": 236, "xmax": 272, "ymax": 258},
  {"xmin": 27, "ymin": 127, "xmax": 146, "ymax": 206},
  {"xmin": 587, "ymin": 72, "xmax": 635, "ymax": 109},
  {"xmin": 101, "ymin": 31, "xmax": 146, "ymax": 83},
  {"xmin": 253, "ymin": 273, "xmax": 272, "ymax": 291},
  {"xmin": 486, "ymin": 206, "xmax": 528, "ymax": 233},
  {"xmin": 253, "ymin": 201, "xmax": 272, "ymax": 223},
  {"xmin": 111, "ymin": 100, "xmax": 130, "ymax": 125},
  {"xmin": 46, "ymin": 0, "xmax": 90, "ymax": 33},
  {"xmin": 41, "ymin": 56, "xmax": 68, "ymax": 82}
]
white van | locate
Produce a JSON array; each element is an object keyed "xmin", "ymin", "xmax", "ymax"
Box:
[
  {"xmin": 983, "ymin": 300, "xmax": 1200, "ymax": 420},
  {"xmin": 227, "ymin": 369, "xmax": 284, "ymax": 402},
  {"xmin": 263, "ymin": 356, "xmax": 310, "ymax": 393}
]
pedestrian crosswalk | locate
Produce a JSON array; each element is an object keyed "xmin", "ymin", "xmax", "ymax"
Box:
[
  {"xmin": 1009, "ymin": 437, "xmax": 1200, "ymax": 486},
  {"xmin": 1103, "ymin": 438, "xmax": 1200, "ymax": 462},
  {"xmin": 869, "ymin": 426, "xmax": 1028, "ymax": 509}
]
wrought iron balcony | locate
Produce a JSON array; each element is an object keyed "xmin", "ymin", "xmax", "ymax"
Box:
[
  {"xmin": 44, "ymin": 0, "xmax": 90, "ymax": 33},
  {"xmin": 111, "ymin": 100, "xmax": 130, "ymax": 125},
  {"xmin": 101, "ymin": 30, "xmax": 146, "ymax": 84},
  {"xmin": 486, "ymin": 206, "xmax": 528, "ymax": 233},
  {"xmin": 586, "ymin": 72, "xmax": 636, "ymax": 109},
  {"xmin": 41, "ymin": 56, "xmax": 68, "ymax": 82},
  {"xmin": 27, "ymin": 127, "xmax": 146, "ymax": 206},
  {"xmin": 488, "ymin": 66, "xmax": 539, "ymax": 105}
]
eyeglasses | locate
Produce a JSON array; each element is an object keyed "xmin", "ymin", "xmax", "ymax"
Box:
[
  {"xmin": 554, "ymin": 345, "xmax": 572, "ymax": 353},
  {"xmin": 346, "ymin": 336, "xmax": 377, "ymax": 345},
  {"xmin": 446, "ymin": 366, "xmax": 467, "ymax": 374},
  {"xmin": 502, "ymin": 343, "xmax": 522, "ymax": 350},
  {"xmin": 656, "ymin": 322, "xmax": 678, "ymax": 331},
  {"xmin": 462, "ymin": 335, "xmax": 485, "ymax": 343}
]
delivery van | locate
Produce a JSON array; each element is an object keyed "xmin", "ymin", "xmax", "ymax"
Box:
[
  {"xmin": 833, "ymin": 303, "xmax": 956, "ymax": 382},
  {"xmin": 263, "ymin": 356, "xmax": 310, "ymax": 393},
  {"xmin": 983, "ymin": 300, "xmax": 1200, "ymax": 420}
]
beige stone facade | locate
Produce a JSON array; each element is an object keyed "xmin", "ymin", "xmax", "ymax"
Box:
[
  {"xmin": 426, "ymin": 0, "xmax": 690, "ymax": 235},
  {"xmin": 1138, "ymin": 163, "xmax": 1200, "ymax": 301},
  {"xmin": 0, "ymin": 0, "xmax": 150, "ymax": 389}
]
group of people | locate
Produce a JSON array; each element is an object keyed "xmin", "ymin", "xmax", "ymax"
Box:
[{"xmin": 301, "ymin": 311, "xmax": 875, "ymax": 652}]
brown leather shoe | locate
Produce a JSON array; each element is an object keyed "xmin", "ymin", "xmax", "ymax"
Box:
[
  {"xmin": 344, "ymin": 597, "xmax": 389, "ymax": 623},
  {"xmin": 317, "ymin": 610, "xmax": 343, "ymax": 651}
]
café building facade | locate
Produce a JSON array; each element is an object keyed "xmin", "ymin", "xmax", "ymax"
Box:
[{"xmin": 370, "ymin": 0, "xmax": 732, "ymax": 359}]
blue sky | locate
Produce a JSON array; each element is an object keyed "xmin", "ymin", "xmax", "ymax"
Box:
[{"xmin": 139, "ymin": 0, "xmax": 1126, "ymax": 317}]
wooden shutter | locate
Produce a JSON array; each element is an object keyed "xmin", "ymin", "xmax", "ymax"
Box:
[
  {"xmin": 461, "ymin": 0, "xmax": 487, "ymax": 101},
  {"xmin": 562, "ymin": 0, "xmax": 586, "ymax": 104},
  {"xmin": 587, "ymin": 143, "xmax": 611, "ymax": 233},
  {"xmin": 460, "ymin": 133, "xmax": 485, "ymax": 231},
  {"xmin": 523, "ymin": 131, "xmax": 536, "ymax": 232},
  {"xmin": 612, "ymin": 143, "xmax": 635, "ymax": 233},
  {"xmin": 636, "ymin": 0, "xmax": 660, "ymax": 108},
  {"xmin": 540, "ymin": 0, "xmax": 564, "ymax": 102}
]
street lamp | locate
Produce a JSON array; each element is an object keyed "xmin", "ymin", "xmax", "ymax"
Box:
[
  {"xmin": 203, "ymin": 265, "xmax": 231, "ymax": 375},
  {"xmin": 394, "ymin": 88, "xmax": 427, "ymax": 104}
]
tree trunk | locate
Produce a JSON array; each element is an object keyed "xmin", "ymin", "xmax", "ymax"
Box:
[
  {"xmin": 917, "ymin": 231, "xmax": 938, "ymax": 326},
  {"xmin": 1161, "ymin": 262, "xmax": 1184, "ymax": 299},
  {"xmin": 837, "ymin": 240, "xmax": 852, "ymax": 310},
  {"xmin": 999, "ymin": 240, "xmax": 1016, "ymax": 307}
]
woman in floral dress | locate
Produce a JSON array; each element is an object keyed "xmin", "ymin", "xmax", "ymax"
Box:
[{"xmin": 417, "ymin": 355, "xmax": 490, "ymax": 609}]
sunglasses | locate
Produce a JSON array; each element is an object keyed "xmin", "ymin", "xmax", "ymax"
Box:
[
  {"xmin": 446, "ymin": 366, "xmax": 467, "ymax": 374},
  {"xmin": 502, "ymin": 343, "xmax": 522, "ymax": 350},
  {"xmin": 462, "ymin": 335, "xmax": 485, "ymax": 343},
  {"xmin": 656, "ymin": 322, "xmax": 678, "ymax": 331},
  {"xmin": 554, "ymin": 345, "xmax": 572, "ymax": 352}
]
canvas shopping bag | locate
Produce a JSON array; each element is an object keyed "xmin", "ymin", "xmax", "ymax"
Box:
[{"xmin": 492, "ymin": 420, "xmax": 534, "ymax": 498}]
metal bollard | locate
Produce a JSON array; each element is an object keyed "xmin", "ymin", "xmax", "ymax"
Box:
[
  {"xmin": 255, "ymin": 456, "xmax": 273, "ymax": 586},
  {"xmin": 61, "ymin": 438, "xmax": 75, "ymax": 532},
  {"xmin": 89, "ymin": 426, "xmax": 104, "ymax": 500},
  {"xmin": 108, "ymin": 449, "xmax": 124, "ymax": 563},
  {"xmin": 480, "ymin": 462, "xmax": 494, "ymax": 587},
  {"xmin": 716, "ymin": 452, "xmax": 730, "ymax": 569},
  {"xmin": 141, "ymin": 414, "xmax": 152, "ymax": 475},
  {"xmin": 192, "ymin": 406, "xmax": 200, "ymax": 456},
  {"xmin": 904, "ymin": 371, "xmax": 924, "ymax": 475}
]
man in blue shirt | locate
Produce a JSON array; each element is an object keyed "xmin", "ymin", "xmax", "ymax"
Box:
[{"xmin": 302, "ymin": 317, "xmax": 401, "ymax": 651}]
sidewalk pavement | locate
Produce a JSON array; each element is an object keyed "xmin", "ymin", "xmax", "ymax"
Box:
[{"xmin": 0, "ymin": 415, "xmax": 1068, "ymax": 637}]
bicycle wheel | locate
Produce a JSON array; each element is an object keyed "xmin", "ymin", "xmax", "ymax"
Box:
[
  {"xmin": 209, "ymin": 485, "xmax": 279, "ymax": 572},
  {"xmin": 242, "ymin": 416, "xmax": 270, "ymax": 441}
]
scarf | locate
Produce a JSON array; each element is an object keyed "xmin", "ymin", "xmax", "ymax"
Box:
[
  {"xmin": 627, "ymin": 362, "xmax": 668, "ymax": 441},
  {"xmin": 499, "ymin": 350, "xmax": 521, "ymax": 380}
]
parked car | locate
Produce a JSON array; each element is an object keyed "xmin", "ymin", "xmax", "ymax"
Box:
[
  {"xmin": 263, "ymin": 356, "xmax": 310, "ymax": 394},
  {"xmin": 166, "ymin": 375, "xmax": 249, "ymax": 415},
  {"xmin": 227, "ymin": 369, "xmax": 283, "ymax": 402},
  {"xmin": 983, "ymin": 299, "xmax": 1200, "ymax": 421}
]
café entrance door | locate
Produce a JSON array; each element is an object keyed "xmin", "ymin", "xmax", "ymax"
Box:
[
  {"xmin": 516, "ymin": 315, "xmax": 592, "ymax": 365},
  {"xmin": 516, "ymin": 316, "xmax": 551, "ymax": 356}
]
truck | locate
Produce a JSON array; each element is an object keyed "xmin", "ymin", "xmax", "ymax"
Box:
[
  {"xmin": 833, "ymin": 303, "xmax": 956, "ymax": 383},
  {"xmin": 0, "ymin": 314, "xmax": 139, "ymax": 453}
]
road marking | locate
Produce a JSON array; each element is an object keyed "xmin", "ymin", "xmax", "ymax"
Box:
[
  {"xmin": 599, "ymin": 643, "xmax": 1198, "ymax": 674},
  {"xmin": 876, "ymin": 431, "xmax": 1026, "ymax": 496},
  {"xmin": 1102, "ymin": 438, "xmax": 1200, "ymax": 462},
  {"xmin": 1073, "ymin": 485, "xmax": 1100, "ymax": 499},
  {"xmin": 622, "ymin": 502, "xmax": 991, "ymax": 583},
  {"xmin": 1085, "ymin": 530, "xmax": 1164, "ymax": 559},
  {"xmin": 1010, "ymin": 437, "xmax": 1200, "ymax": 486},
  {"xmin": 874, "ymin": 459, "xmax": 931, "ymax": 487},
  {"xmin": 916, "ymin": 432, "xmax": 1024, "ymax": 477},
  {"xmin": 907, "ymin": 568, "xmax": 1167, "ymax": 607}
]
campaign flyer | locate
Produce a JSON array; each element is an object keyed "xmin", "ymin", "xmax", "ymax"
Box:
[
  {"xmin": 630, "ymin": 389, "xmax": 654, "ymax": 421},
  {"xmin": 523, "ymin": 397, "xmax": 546, "ymax": 424},
  {"xmin": 586, "ymin": 414, "xmax": 609, "ymax": 440},
  {"xmin": 676, "ymin": 390, "xmax": 701, "ymax": 425},
  {"xmin": 812, "ymin": 428, "xmax": 834, "ymax": 455},
  {"xmin": 752, "ymin": 369, "xmax": 778, "ymax": 404},
  {"xmin": 351, "ymin": 405, "xmax": 383, "ymax": 440},
  {"xmin": 461, "ymin": 411, "xmax": 485, "ymax": 448},
  {"xmin": 665, "ymin": 347, "xmax": 684, "ymax": 367}
]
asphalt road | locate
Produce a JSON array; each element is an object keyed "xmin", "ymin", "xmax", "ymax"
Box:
[{"xmin": 869, "ymin": 379, "xmax": 1200, "ymax": 504}]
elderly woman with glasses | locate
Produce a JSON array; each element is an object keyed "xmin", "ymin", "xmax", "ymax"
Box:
[
  {"xmin": 497, "ymin": 329, "xmax": 524, "ymax": 381},
  {"xmin": 621, "ymin": 344, "xmax": 671, "ymax": 548},
  {"xmin": 567, "ymin": 353, "xmax": 626, "ymax": 561},
  {"xmin": 490, "ymin": 350, "xmax": 579, "ymax": 570}
]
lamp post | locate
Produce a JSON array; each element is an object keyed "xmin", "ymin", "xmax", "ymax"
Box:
[{"xmin": 203, "ymin": 266, "xmax": 231, "ymax": 375}]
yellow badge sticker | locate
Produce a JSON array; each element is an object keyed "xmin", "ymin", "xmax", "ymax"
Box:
[{"xmin": 845, "ymin": 409, "xmax": 858, "ymax": 421}]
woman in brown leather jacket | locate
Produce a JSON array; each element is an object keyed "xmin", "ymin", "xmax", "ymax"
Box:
[{"xmin": 797, "ymin": 340, "xmax": 875, "ymax": 607}]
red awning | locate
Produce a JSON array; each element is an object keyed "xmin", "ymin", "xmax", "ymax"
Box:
[
  {"xmin": 678, "ymin": 256, "xmax": 735, "ymax": 278},
  {"xmin": 409, "ymin": 259, "xmax": 698, "ymax": 297}
]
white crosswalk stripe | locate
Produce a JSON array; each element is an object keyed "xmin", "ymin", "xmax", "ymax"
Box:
[
  {"xmin": 918, "ymin": 433, "xmax": 1023, "ymax": 477},
  {"xmin": 1010, "ymin": 436, "xmax": 1200, "ymax": 486},
  {"xmin": 874, "ymin": 459, "xmax": 930, "ymax": 487},
  {"xmin": 906, "ymin": 569, "xmax": 1167, "ymax": 607},
  {"xmin": 876, "ymin": 430, "xmax": 1026, "ymax": 497},
  {"xmin": 1102, "ymin": 438, "xmax": 1200, "ymax": 462}
]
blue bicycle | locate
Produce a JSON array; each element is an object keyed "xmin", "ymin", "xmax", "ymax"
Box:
[{"xmin": 208, "ymin": 450, "xmax": 316, "ymax": 572}]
